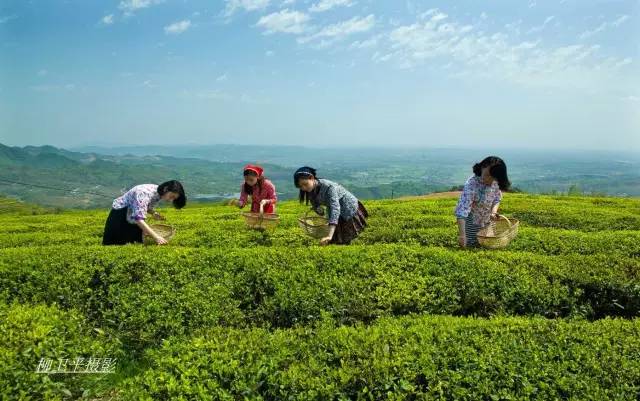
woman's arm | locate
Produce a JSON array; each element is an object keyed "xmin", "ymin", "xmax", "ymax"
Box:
[
  {"xmin": 238, "ymin": 183, "xmax": 248, "ymax": 208},
  {"xmin": 491, "ymin": 202, "xmax": 500, "ymax": 218},
  {"xmin": 320, "ymin": 224, "xmax": 336, "ymax": 246},
  {"xmin": 490, "ymin": 190, "xmax": 502, "ymax": 218},
  {"xmin": 264, "ymin": 180, "xmax": 277, "ymax": 204},
  {"xmin": 136, "ymin": 219, "xmax": 167, "ymax": 245}
]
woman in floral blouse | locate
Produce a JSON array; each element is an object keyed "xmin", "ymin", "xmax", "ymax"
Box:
[
  {"xmin": 236, "ymin": 164, "xmax": 277, "ymax": 214},
  {"xmin": 294, "ymin": 166, "xmax": 368, "ymax": 245},
  {"xmin": 455, "ymin": 156, "xmax": 510, "ymax": 248},
  {"xmin": 102, "ymin": 180, "xmax": 186, "ymax": 245}
]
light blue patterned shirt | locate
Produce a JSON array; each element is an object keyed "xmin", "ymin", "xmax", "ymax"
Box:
[{"xmin": 309, "ymin": 178, "xmax": 359, "ymax": 225}]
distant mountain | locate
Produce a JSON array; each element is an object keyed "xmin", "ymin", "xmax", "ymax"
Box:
[{"xmin": 2, "ymin": 143, "xmax": 638, "ymax": 209}]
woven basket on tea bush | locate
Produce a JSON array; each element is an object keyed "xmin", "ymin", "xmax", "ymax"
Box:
[
  {"xmin": 143, "ymin": 224, "xmax": 176, "ymax": 245},
  {"xmin": 241, "ymin": 211, "xmax": 280, "ymax": 230},
  {"xmin": 477, "ymin": 214, "xmax": 519, "ymax": 249},
  {"xmin": 298, "ymin": 210, "xmax": 331, "ymax": 239}
]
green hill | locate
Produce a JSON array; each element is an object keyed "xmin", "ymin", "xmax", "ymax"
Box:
[{"xmin": 1, "ymin": 193, "xmax": 639, "ymax": 399}]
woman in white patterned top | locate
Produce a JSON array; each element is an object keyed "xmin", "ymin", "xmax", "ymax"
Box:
[
  {"xmin": 102, "ymin": 180, "xmax": 186, "ymax": 245},
  {"xmin": 454, "ymin": 157, "xmax": 510, "ymax": 248}
]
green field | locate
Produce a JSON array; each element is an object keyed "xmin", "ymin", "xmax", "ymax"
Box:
[{"xmin": 1, "ymin": 193, "xmax": 639, "ymax": 400}]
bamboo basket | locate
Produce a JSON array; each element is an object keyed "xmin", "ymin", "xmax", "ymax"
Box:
[
  {"xmin": 298, "ymin": 210, "xmax": 331, "ymax": 239},
  {"xmin": 477, "ymin": 214, "xmax": 519, "ymax": 249},
  {"xmin": 143, "ymin": 224, "xmax": 176, "ymax": 245},
  {"xmin": 241, "ymin": 211, "xmax": 280, "ymax": 230}
]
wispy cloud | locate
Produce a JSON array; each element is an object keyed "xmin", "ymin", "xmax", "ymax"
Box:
[
  {"xmin": 119, "ymin": 0, "xmax": 162, "ymax": 16},
  {"xmin": 225, "ymin": 0, "xmax": 270, "ymax": 16},
  {"xmin": 101, "ymin": 14, "xmax": 114, "ymax": 25},
  {"xmin": 309, "ymin": 0, "xmax": 356, "ymax": 13},
  {"xmin": 526, "ymin": 15, "xmax": 555, "ymax": 34},
  {"xmin": 297, "ymin": 14, "xmax": 375, "ymax": 44},
  {"xmin": 164, "ymin": 20, "xmax": 191, "ymax": 35},
  {"xmin": 375, "ymin": 10, "xmax": 633, "ymax": 91},
  {"xmin": 579, "ymin": 15, "xmax": 629, "ymax": 40},
  {"xmin": 216, "ymin": 73, "xmax": 228, "ymax": 82},
  {"xmin": 256, "ymin": 9, "xmax": 310, "ymax": 34}
]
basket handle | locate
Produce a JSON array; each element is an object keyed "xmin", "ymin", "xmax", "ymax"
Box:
[{"xmin": 496, "ymin": 214, "xmax": 512, "ymax": 227}]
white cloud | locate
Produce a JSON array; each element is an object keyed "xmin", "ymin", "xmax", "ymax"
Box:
[
  {"xmin": 379, "ymin": 11, "xmax": 633, "ymax": 91},
  {"xmin": 256, "ymin": 9, "xmax": 310, "ymax": 34},
  {"xmin": 216, "ymin": 73, "xmax": 228, "ymax": 82},
  {"xmin": 265, "ymin": 50, "xmax": 275, "ymax": 56},
  {"xmin": 309, "ymin": 0, "xmax": 355, "ymax": 13},
  {"xmin": 527, "ymin": 15, "xmax": 554, "ymax": 34},
  {"xmin": 612, "ymin": 15, "xmax": 629, "ymax": 27},
  {"xmin": 164, "ymin": 20, "xmax": 191, "ymax": 35},
  {"xmin": 579, "ymin": 15, "xmax": 629, "ymax": 40},
  {"xmin": 101, "ymin": 14, "xmax": 114, "ymax": 25},
  {"xmin": 119, "ymin": 0, "xmax": 162, "ymax": 16},
  {"xmin": 225, "ymin": 0, "xmax": 270, "ymax": 16},
  {"xmin": 579, "ymin": 22, "xmax": 606, "ymax": 40},
  {"xmin": 298, "ymin": 14, "xmax": 375, "ymax": 44}
]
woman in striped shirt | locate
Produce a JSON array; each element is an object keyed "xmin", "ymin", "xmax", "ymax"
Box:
[{"xmin": 455, "ymin": 157, "xmax": 510, "ymax": 248}]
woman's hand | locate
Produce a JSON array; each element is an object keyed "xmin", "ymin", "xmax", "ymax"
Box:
[
  {"xmin": 490, "ymin": 213, "xmax": 499, "ymax": 221},
  {"xmin": 458, "ymin": 234, "xmax": 467, "ymax": 248},
  {"xmin": 319, "ymin": 236, "xmax": 332, "ymax": 246},
  {"xmin": 155, "ymin": 236, "xmax": 168, "ymax": 245}
]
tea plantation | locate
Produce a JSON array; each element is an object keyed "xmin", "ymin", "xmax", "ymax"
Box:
[{"xmin": 1, "ymin": 193, "xmax": 639, "ymax": 400}]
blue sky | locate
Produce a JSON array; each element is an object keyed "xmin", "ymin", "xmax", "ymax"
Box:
[{"xmin": 1, "ymin": 0, "xmax": 638, "ymax": 151}]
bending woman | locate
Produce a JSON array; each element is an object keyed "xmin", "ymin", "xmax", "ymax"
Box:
[
  {"xmin": 454, "ymin": 156, "xmax": 510, "ymax": 248},
  {"xmin": 237, "ymin": 164, "xmax": 277, "ymax": 214},
  {"xmin": 102, "ymin": 180, "xmax": 186, "ymax": 245},
  {"xmin": 294, "ymin": 166, "xmax": 368, "ymax": 245}
]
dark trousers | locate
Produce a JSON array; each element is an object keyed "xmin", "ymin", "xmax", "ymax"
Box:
[{"xmin": 102, "ymin": 207, "xmax": 143, "ymax": 245}]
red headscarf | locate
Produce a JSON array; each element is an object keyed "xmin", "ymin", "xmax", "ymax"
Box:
[{"xmin": 243, "ymin": 164, "xmax": 264, "ymax": 177}]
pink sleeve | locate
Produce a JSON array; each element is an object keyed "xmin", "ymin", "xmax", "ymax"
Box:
[
  {"xmin": 238, "ymin": 183, "xmax": 247, "ymax": 207},
  {"xmin": 265, "ymin": 180, "xmax": 277, "ymax": 204}
]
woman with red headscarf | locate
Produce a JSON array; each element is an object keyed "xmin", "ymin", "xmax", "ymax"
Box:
[{"xmin": 236, "ymin": 164, "xmax": 277, "ymax": 214}]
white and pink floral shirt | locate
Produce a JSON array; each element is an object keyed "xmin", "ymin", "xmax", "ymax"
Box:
[
  {"xmin": 112, "ymin": 184, "xmax": 161, "ymax": 225},
  {"xmin": 454, "ymin": 175, "xmax": 502, "ymax": 227}
]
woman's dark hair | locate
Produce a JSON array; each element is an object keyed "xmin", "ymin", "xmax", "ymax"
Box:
[
  {"xmin": 157, "ymin": 180, "xmax": 186, "ymax": 209},
  {"xmin": 243, "ymin": 169, "xmax": 264, "ymax": 194},
  {"xmin": 294, "ymin": 166, "xmax": 317, "ymax": 205},
  {"xmin": 473, "ymin": 156, "xmax": 511, "ymax": 191}
]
